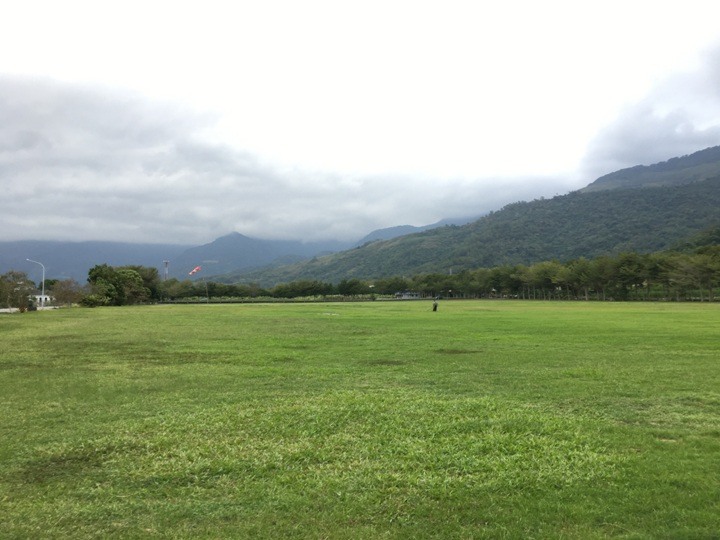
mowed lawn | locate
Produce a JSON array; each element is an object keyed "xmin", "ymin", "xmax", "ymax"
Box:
[{"xmin": 1, "ymin": 301, "xmax": 719, "ymax": 538}]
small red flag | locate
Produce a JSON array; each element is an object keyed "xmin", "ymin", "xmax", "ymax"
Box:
[{"xmin": 189, "ymin": 265, "xmax": 202, "ymax": 275}]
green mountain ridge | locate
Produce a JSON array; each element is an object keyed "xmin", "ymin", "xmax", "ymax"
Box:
[
  {"xmin": 220, "ymin": 145, "xmax": 720, "ymax": 286},
  {"xmin": 581, "ymin": 145, "xmax": 720, "ymax": 192}
]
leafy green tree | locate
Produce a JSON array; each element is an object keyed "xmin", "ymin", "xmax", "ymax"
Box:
[
  {"xmin": 527, "ymin": 262, "xmax": 558, "ymax": 299},
  {"xmin": 470, "ymin": 268, "xmax": 493, "ymax": 297},
  {"xmin": 510, "ymin": 265, "xmax": 532, "ymax": 299},
  {"xmin": 272, "ymin": 280, "xmax": 331, "ymax": 298},
  {"xmin": 373, "ymin": 276, "xmax": 411, "ymax": 295},
  {"xmin": 85, "ymin": 264, "xmax": 150, "ymax": 306},
  {"xmin": 492, "ymin": 265, "xmax": 524, "ymax": 298},
  {"xmin": 666, "ymin": 252, "xmax": 720, "ymax": 302},
  {"xmin": 159, "ymin": 278, "xmax": 195, "ymax": 300},
  {"xmin": 568, "ymin": 258, "xmax": 592, "ymax": 300},
  {"xmin": 695, "ymin": 246, "xmax": 720, "ymax": 302},
  {"xmin": 337, "ymin": 278, "xmax": 370, "ymax": 296},
  {"xmin": 411, "ymin": 273, "xmax": 454, "ymax": 297},
  {"xmin": 85, "ymin": 264, "xmax": 120, "ymax": 306},
  {"xmin": 124, "ymin": 266, "xmax": 162, "ymax": 301},
  {"xmin": 116, "ymin": 268, "xmax": 150, "ymax": 304},
  {"xmin": 552, "ymin": 263, "xmax": 572, "ymax": 299},
  {"xmin": 654, "ymin": 253, "xmax": 682, "ymax": 300},
  {"xmin": 642, "ymin": 253, "xmax": 666, "ymax": 300},
  {"xmin": 614, "ymin": 252, "xmax": 646, "ymax": 300},
  {"xmin": 691, "ymin": 253, "xmax": 718, "ymax": 301},
  {"xmin": 663, "ymin": 253, "xmax": 697, "ymax": 301},
  {"xmin": 588, "ymin": 256, "xmax": 617, "ymax": 300},
  {"xmin": 453, "ymin": 270, "xmax": 481, "ymax": 298},
  {"xmin": 232, "ymin": 282, "xmax": 270, "ymax": 298}
]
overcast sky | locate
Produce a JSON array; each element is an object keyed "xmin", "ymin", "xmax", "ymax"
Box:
[{"xmin": 2, "ymin": 0, "xmax": 720, "ymax": 245}]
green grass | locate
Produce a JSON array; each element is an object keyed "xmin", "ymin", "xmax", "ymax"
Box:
[{"xmin": 2, "ymin": 301, "xmax": 720, "ymax": 538}]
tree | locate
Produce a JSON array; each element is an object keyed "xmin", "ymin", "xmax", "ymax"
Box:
[
  {"xmin": 85, "ymin": 264, "xmax": 150, "ymax": 306},
  {"xmin": 50, "ymin": 279, "xmax": 86, "ymax": 305},
  {"xmin": 373, "ymin": 276, "xmax": 411, "ymax": 295},
  {"xmin": 488, "ymin": 265, "xmax": 524, "ymax": 298},
  {"xmin": 568, "ymin": 258, "xmax": 592, "ymax": 301},
  {"xmin": 665, "ymin": 252, "xmax": 720, "ymax": 302},
  {"xmin": 663, "ymin": 253, "xmax": 697, "ymax": 301},
  {"xmin": 124, "ymin": 266, "xmax": 162, "ymax": 301},
  {"xmin": 115, "ymin": 268, "xmax": 150, "ymax": 304},
  {"xmin": 470, "ymin": 268, "xmax": 493, "ymax": 297},
  {"xmin": 696, "ymin": 246, "xmax": 720, "ymax": 302},
  {"xmin": 454, "ymin": 270, "xmax": 482, "ymax": 298},
  {"xmin": 588, "ymin": 256, "xmax": 616, "ymax": 301},
  {"xmin": 642, "ymin": 253, "xmax": 665, "ymax": 300},
  {"xmin": 511, "ymin": 265, "xmax": 533, "ymax": 299},
  {"xmin": 614, "ymin": 252, "xmax": 646, "ymax": 300},
  {"xmin": 411, "ymin": 273, "xmax": 454, "ymax": 297},
  {"xmin": 552, "ymin": 263, "xmax": 573, "ymax": 299},
  {"xmin": 1, "ymin": 271, "xmax": 35, "ymax": 310},
  {"xmin": 159, "ymin": 278, "xmax": 195, "ymax": 300},
  {"xmin": 337, "ymin": 278, "xmax": 370, "ymax": 296},
  {"xmin": 527, "ymin": 262, "xmax": 562, "ymax": 299},
  {"xmin": 298, "ymin": 280, "xmax": 334, "ymax": 297},
  {"xmin": 85, "ymin": 264, "xmax": 120, "ymax": 306}
]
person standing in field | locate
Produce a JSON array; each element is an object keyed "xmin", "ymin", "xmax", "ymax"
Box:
[{"xmin": 432, "ymin": 298, "xmax": 438, "ymax": 311}]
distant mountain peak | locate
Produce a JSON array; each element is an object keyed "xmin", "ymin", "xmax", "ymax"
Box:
[
  {"xmin": 212, "ymin": 231, "xmax": 250, "ymax": 242},
  {"xmin": 224, "ymin": 147, "xmax": 720, "ymax": 286}
]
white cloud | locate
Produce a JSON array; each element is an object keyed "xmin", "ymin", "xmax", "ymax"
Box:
[
  {"xmin": 2, "ymin": 1, "xmax": 720, "ymax": 244},
  {"xmin": 582, "ymin": 46, "xmax": 720, "ymax": 178},
  {"xmin": 0, "ymin": 76, "xmax": 573, "ymax": 244}
]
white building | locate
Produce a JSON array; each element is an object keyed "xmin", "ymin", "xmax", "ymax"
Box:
[{"xmin": 32, "ymin": 294, "xmax": 52, "ymax": 306}]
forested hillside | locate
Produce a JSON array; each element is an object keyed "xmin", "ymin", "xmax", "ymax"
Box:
[
  {"xmin": 353, "ymin": 216, "xmax": 479, "ymax": 245},
  {"xmin": 582, "ymin": 145, "xmax": 720, "ymax": 192},
  {"xmin": 222, "ymin": 176, "xmax": 720, "ymax": 286}
]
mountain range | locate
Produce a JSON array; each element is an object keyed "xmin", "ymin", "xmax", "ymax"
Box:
[
  {"xmin": 0, "ymin": 241, "xmax": 190, "ymax": 283},
  {"xmin": 219, "ymin": 145, "xmax": 720, "ymax": 286},
  {"xmin": 0, "ymin": 216, "xmax": 476, "ymax": 283},
  {"xmin": 2, "ymin": 145, "xmax": 720, "ymax": 285}
]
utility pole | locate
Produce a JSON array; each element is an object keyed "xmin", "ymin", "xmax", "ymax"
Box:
[{"xmin": 26, "ymin": 259, "xmax": 46, "ymax": 308}]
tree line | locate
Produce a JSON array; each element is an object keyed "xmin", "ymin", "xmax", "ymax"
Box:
[
  {"xmin": 88, "ymin": 246, "xmax": 720, "ymax": 304},
  {"xmin": 2, "ymin": 246, "xmax": 719, "ymax": 309}
]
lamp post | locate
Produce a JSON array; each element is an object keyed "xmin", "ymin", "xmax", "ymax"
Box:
[{"xmin": 26, "ymin": 259, "xmax": 45, "ymax": 308}]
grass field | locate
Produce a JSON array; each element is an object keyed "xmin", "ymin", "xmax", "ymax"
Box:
[{"xmin": 2, "ymin": 300, "xmax": 720, "ymax": 538}]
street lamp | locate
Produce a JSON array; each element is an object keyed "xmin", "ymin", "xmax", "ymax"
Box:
[{"xmin": 26, "ymin": 259, "xmax": 45, "ymax": 308}]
